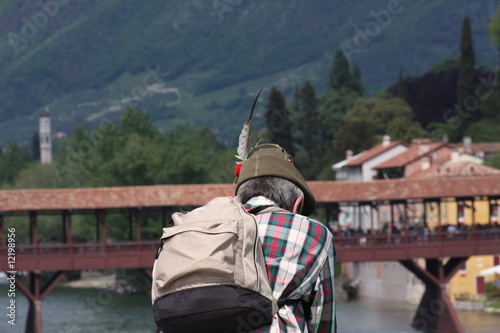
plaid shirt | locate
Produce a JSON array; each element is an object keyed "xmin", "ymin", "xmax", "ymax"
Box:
[{"xmin": 244, "ymin": 196, "xmax": 336, "ymax": 333}]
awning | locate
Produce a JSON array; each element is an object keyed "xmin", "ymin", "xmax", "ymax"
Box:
[{"xmin": 479, "ymin": 265, "xmax": 500, "ymax": 276}]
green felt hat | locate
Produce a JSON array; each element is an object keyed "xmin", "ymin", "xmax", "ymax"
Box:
[{"xmin": 235, "ymin": 143, "xmax": 316, "ymax": 216}]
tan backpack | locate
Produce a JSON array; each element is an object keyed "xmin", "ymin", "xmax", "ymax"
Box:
[{"xmin": 151, "ymin": 196, "xmax": 279, "ymax": 333}]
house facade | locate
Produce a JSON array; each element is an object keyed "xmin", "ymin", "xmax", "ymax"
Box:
[
  {"xmin": 409, "ymin": 160, "xmax": 500, "ymax": 302},
  {"xmin": 333, "ymin": 136, "xmax": 500, "ymax": 304}
]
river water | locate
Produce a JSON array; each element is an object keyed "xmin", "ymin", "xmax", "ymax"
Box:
[{"xmin": 0, "ymin": 285, "xmax": 499, "ymax": 332}]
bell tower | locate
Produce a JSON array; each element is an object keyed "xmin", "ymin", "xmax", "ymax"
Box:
[{"xmin": 39, "ymin": 108, "xmax": 52, "ymax": 164}]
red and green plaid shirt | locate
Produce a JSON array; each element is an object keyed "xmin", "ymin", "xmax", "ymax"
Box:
[{"xmin": 244, "ymin": 196, "xmax": 336, "ymax": 333}]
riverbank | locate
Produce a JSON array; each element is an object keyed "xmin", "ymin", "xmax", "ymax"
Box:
[
  {"xmin": 453, "ymin": 300, "xmax": 500, "ymax": 314},
  {"xmin": 60, "ymin": 271, "xmax": 116, "ymax": 288}
]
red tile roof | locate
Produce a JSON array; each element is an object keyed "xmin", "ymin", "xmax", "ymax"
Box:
[
  {"xmin": 408, "ymin": 162, "xmax": 500, "ymax": 179},
  {"xmin": 344, "ymin": 141, "xmax": 404, "ymax": 166},
  {"xmin": 310, "ymin": 177, "xmax": 500, "ymax": 202},
  {"xmin": 1, "ymin": 177, "xmax": 500, "ymax": 213},
  {"xmin": 373, "ymin": 142, "xmax": 446, "ymax": 169},
  {"xmin": 450, "ymin": 142, "xmax": 500, "ymax": 153},
  {"xmin": 0, "ymin": 184, "xmax": 234, "ymax": 213}
]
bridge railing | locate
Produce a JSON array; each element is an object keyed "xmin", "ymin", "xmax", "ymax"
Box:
[
  {"xmin": 2, "ymin": 241, "xmax": 159, "ymax": 255},
  {"xmin": 1, "ymin": 230, "xmax": 500, "ymax": 254},
  {"xmin": 333, "ymin": 229, "xmax": 500, "ymax": 247}
]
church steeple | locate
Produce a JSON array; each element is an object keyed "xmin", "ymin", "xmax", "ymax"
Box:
[{"xmin": 39, "ymin": 108, "xmax": 52, "ymax": 164}]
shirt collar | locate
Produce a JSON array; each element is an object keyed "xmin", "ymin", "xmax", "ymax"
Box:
[{"xmin": 244, "ymin": 196, "xmax": 278, "ymax": 209}]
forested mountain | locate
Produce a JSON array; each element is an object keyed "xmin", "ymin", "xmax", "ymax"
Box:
[{"xmin": 0, "ymin": 0, "xmax": 498, "ymax": 147}]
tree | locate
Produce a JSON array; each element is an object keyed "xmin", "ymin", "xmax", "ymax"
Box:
[
  {"xmin": 397, "ymin": 68, "xmax": 408, "ymax": 101},
  {"xmin": 291, "ymin": 82, "xmax": 320, "ymax": 179},
  {"xmin": 317, "ymin": 88, "xmax": 360, "ymax": 157},
  {"xmin": 458, "ymin": 16, "xmax": 476, "ymax": 103},
  {"xmin": 53, "ymin": 106, "xmax": 227, "ymax": 187},
  {"xmin": 454, "ymin": 16, "xmax": 478, "ymax": 140},
  {"xmin": 0, "ymin": 143, "xmax": 31, "ymax": 186},
  {"xmin": 318, "ymin": 48, "xmax": 366, "ymax": 174},
  {"xmin": 332, "ymin": 93, "xmax": 427, "ymax": 161},
  {"xmin": 293, "ymin": 82, "xmax": 318, "ymax": 153},
  {"xmin": 351, "ymin": 64, "xmax": 365, "ymax": 96},
  {"xmin": 31, "ymin": 131, "xmax": 40, "ymax": 161},
  {"xmin": 489, "ymin": 5, "xmax": 500, "ymax": 48},
  {"xmin": 265, "ymin": 87, "xmax": 295, "ymax": 156},
  {"xmin": 332, "ymin": 118, "xmax": 377, "ymax": 160},
  {"xmin": 479, "ymin": 87, "xmax": 500, "ymax": 120},
  {"xmin": 328, "ymin": 49, "xmax": 361, "ymax": 90},
  {"xmin": 345, "ymin": 93, "xmax": 425, "ymax": 139},
  {"xmin": 485, "ymin": 152, "xmax": 500, "ymax": 170},
  {"xmin": 465, "ymin": 122, "xmax": 500, "ymax": 143},
  {"xmin": 328, "ymin": 49, "xmax": 364, "ymax": 95},
  {"xmin": 9, "ymin": 163, "xmax": 73, "ymax": 189},
  {"xmin": 328, "ymin": 49, "xmax": 353, "ymax": 91},
  {"xmin": 432, "ymin": 58, "xmax": 459, "ymax": 73}
]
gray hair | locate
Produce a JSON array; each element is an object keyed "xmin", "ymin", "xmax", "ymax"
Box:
[{"xmin": 237, "ymin": 176, "xmax": 304, "ymax": 213}]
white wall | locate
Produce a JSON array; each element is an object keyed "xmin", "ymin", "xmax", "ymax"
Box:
[
  {"xmin": 355, "ymin": 261, "xmax": 424, "ymax": 302},
  {"xmin": 361, "ymin": 144, "xmax": 408, "ymax": 181}
]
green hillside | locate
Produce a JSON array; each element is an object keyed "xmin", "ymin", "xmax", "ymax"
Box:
[{"xmin": 0, "ymin": 0, "xmax": 497, "ymax": 146}]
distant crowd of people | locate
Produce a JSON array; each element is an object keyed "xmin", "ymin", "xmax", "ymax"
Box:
[{"xmin": 330, "ymin": 222, "xmax": 500, "ymax": 244}]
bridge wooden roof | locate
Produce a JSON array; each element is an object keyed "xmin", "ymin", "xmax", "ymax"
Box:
[{"xmin": 1, "ymin": 176, "xmax": 499, "ymax": 213}]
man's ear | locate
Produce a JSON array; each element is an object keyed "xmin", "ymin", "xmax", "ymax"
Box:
[{"xmin": 292, "ymin": 196, "xmax": 304, "ymax": 214}]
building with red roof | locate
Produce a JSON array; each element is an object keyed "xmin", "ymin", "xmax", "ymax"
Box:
[
  {"xmin": 372, "ymin": 140, "xmax": 451, "ymax": 178},
  {"xmin": 332, "ymin": 135, "xmax": 408, "ymax": 181},
  {"xmin": 332, "ymin": 135, "xmax": 500, "ymax": 305}
]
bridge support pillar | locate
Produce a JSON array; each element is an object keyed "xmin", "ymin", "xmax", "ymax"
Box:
[
  {"xmin": 400, "ymin": 257, "xmax": 468, "ymax": 333},
  {"xmin": 15, "ymin": 271, "xmax": 66, "ymax": 333}
]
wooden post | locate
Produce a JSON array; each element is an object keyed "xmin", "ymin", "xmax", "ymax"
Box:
[
  {"xmin": 136, "ymin": 208, "xmax": 142, "ymax": 242},
  {"xmin": 354, "ymin": 204, "xmax": 358, "ymax": 231},
  {"xmin": 101, "ymin": 210, "xmax": 107, "ymax": 243},
  {"xmin": 423, "ymin": 200, "xmax": 427, "ymax": 228},
  {"xmin": 390, "ymin": 202, "xmax": 395, "ymax": 234},
  {"xmin": 404, "ymin": 200, "xmax": 409, "ymax": 239},
  {"xmin": 129, "ymin": 210, "xmax": 133, "ymax": 241},
  {"xmin": 471, "ymin": 198, "xmax": 476, "ymax": 241},
  {"xmin": 437, "ymin": 201, "xmax": 442, "ymax": 242},
  {"xmin": 62, "ymin": 211, "xmax": 67, "ymax": 243},
  {"xmin": 368, "ymin": 203, "xmax": 374, "ymax": 247},
  {"xmin": 488, "ymin": 197, "xmax": 493, "ymax": 226},
  {"xmin": 377, "ymin": 203, "xmax": 382, "ymax": 232},
  {"xmin": 95, "ymin": 210, "xmax": 100, "ymax": 242},
  {"xmin": 336, "ymin": 204, "xmax": 342, "ymax": 237},
  {"xmin": 67, "ymin": 211, "xmax": 73, "ymax": 245},
  {"xmin": 0, "ymin": 214, "xmax": 4, "ymax": 247},
  {"xmin": 370, "ymin": 204, "xmax": 375, "ymax": 235},
  {"xmin": 162, "ymin": 207, "xmax": 167, "ymax": 228},
  {"xmin": 30, "ymin": 211, "xmax": 38, "ymax": 246}
]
